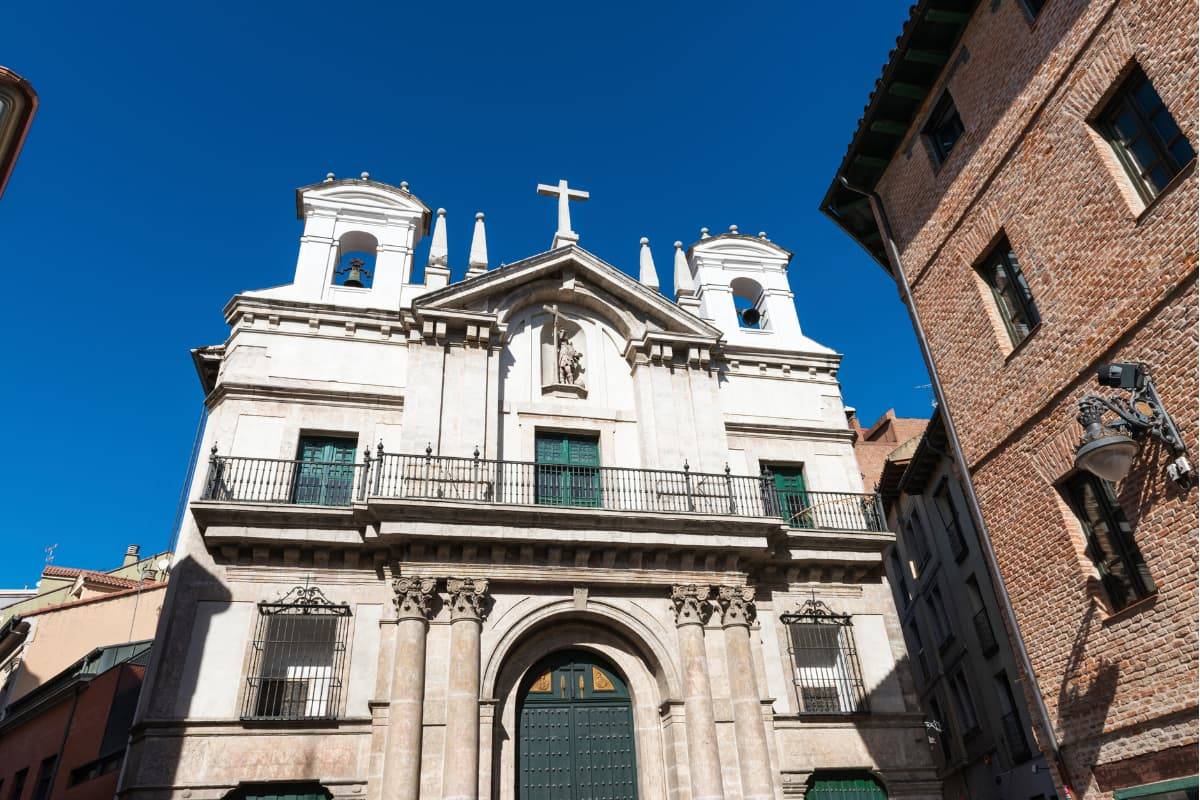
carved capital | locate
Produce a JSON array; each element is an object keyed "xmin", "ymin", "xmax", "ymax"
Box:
[
  {"xmin": 716, "ymin": 585, "xmax": 756, "ymax": 627},
  {"xmin": 671, "ymin": 584, "xmax": 713, "ymax": 626},
  {"xmin": 446, "ymin": 577, "xmax": 490, "ymax": 621},
  {"xmin": 392, "ymin": 576, "xmax": 437, "ymax": 620}
]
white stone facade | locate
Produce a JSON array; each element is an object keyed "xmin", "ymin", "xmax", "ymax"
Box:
[{"xmin": 120, "ymin": 177, "xmax": 939, "ymax": 800}]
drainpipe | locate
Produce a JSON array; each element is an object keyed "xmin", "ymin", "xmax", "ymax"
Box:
[{"xmin": 838, "ymin": 177, "xmax": 1070, "ymax": 794}]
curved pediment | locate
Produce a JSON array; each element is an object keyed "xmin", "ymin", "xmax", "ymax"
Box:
[
  {"xmin": 412, "ymin": 245, "xmax": 723, "ymax": 343},
  {"xmin": 295, "ymin": 176, "xmax": 431, "ymax": 227},
  {"xmin": 686, "ymin": 232, "xmax": 793, "ymax": 263}
]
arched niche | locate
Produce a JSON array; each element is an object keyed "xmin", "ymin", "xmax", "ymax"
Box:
[
  {"xmin": 332, "ymin": 231, "xmax": 378, "ymax": 288},
  {"xmin": 730, "ymin": 275, "xmax": 766, "ymax": 330},
  {"xmin": 540, "ymin": 315, "xmax": 587, "ymax": 396}
]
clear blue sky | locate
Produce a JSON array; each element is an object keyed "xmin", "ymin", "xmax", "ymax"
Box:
[{"xmin": 0, "ymin": 1, "xmax": 931, "ymax": 585}]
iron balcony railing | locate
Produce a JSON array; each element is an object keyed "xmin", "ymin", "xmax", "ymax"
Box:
[{"xmin": 199, "ymin": 450, "xmax": 887, "ymax": 532}]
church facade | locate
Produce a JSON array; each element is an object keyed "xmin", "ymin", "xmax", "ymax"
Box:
[{"xmin": 119, "ymin": 175, "xmax": 940, "ymax": 800}]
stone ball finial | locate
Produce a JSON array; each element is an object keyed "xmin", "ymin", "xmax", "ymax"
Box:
[
  {"xmin": 729, "ymin": 224, "xmax": 739, "ymax": 234},
  {"xmin": 476, "ymin": 212, "xmax": 485, "ymax": 220},
  {"xmin": 758, "ymin": 231, "xmax": 767, "ymax": 239},
  {"xmin": 360, "ymin": 171, "xmax": 370, "ymax": 180},
  {"xmin": 437, "ymin": 207, "xmax": 446, "ymax": 216},
  {"xmin": 400, "ymin": 181, "xmax": 410, "ymax": 191},
  {"xmin": 700, "ymin": 227, "xmax": 710, "ymax": 238},
  {"xmin": 324, "ymin": 172, "xmax": 335, "ymax": 182},
  {"xmin": 674, "ymin": 241, "xmax": 683, "ymax": 249},
  {"xmin": 640, "ymin": 236, "xmax": 649, "ymax": 245}
]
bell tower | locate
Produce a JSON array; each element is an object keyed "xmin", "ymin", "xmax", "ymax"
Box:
[
  {"xmin": 247, "ymin": 173, "xmax": 431, "ymax": 310},
  {"xmin": 685, "ymin": 227, "xmax": 807, "ymax": 349}
]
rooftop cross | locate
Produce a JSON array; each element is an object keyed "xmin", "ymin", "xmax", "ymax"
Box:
[{"xmin": 536, "ymin": 179, "xmax": 589, "ymax": 249}]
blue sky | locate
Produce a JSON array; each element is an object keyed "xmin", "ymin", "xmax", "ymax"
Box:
[{"xmin": 0, "ymin": 1, "xmax": 931, "ymax": 585}]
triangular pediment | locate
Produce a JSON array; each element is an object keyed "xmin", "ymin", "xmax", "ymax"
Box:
[{"xmin": 412, "ymin": 245, "xmax": 723, "ymax": 343}]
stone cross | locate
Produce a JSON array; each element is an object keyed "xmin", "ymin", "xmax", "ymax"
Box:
[{"xmin": 536, "ymin": 179, "xmax": 589, "ymax": 248}]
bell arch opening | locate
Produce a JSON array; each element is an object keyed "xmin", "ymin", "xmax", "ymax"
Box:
[{"xmin": 332, "ymin": 230, "xmax": 378, "ymax": 288}]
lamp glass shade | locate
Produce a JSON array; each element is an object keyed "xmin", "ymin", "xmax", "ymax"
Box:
[{"xmin": 1075, "ymin": 433, "xmax": 1139, "ymax": 483}]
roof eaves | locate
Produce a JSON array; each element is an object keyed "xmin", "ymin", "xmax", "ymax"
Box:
[{"xmin": 818, "ymin": 0, "xmax": 979, "ymax": 270}]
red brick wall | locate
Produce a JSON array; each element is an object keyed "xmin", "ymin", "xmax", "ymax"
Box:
[{"xmin": 869, "ymin": 0, "xmax": 1198, "ymax": 797}]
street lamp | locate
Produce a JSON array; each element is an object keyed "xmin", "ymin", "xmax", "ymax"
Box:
[
  {"xmin": 1074, "ymin": 362, "xmax": 1192, "ymax": 488},
  {"xmin": 0, "ymin": 66, "xmax": 37, "ymax": 200}
]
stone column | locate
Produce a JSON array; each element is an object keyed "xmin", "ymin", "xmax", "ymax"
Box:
[
  {"xmin": 442, "ymin": 577, "xmax": 489, "ymax": 800},
  {"xmin": 718, "ymin": 586, "xmax": 774, "ymax": 800},
  {"xmin": 671, "ymin": 584, "xmax": 725, "ymax": 800},
  {"xmin": 382, "ymin": 577, "xmax": 437, "ymax": 800}
]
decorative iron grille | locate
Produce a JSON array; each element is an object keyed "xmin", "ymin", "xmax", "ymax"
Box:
[
  {"xmin": 242, "ymin": 585, "xmax": 351, "ymax": 721},
  {"xmin": 781, "ymin": 597, "xmax": 869, "ymax": 714}
]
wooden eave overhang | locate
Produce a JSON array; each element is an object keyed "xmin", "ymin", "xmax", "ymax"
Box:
[{"xmin": 818, "ymin": 0, "xmax": 979, "ymax": 271}]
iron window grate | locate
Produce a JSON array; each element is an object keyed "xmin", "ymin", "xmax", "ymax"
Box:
[
  {"xmin": 242, "ymin": 586, "xmax": 351, "ymax": 721},
  {"xmin": 782, "ymin": 597, "xmax": 869, "ymax": 714}
]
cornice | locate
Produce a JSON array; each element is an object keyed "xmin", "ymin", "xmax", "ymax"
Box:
[
  {"xmin": 724, "ymin": 419, "xmax": 856, "ymax": 443},
  {"xmin": 204, "ymin": 381, "xmax": 405, "ymax": 410}
]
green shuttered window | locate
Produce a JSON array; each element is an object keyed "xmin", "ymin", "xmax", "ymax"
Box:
[{"xmin": 535, "ymin": 432, "xmax": 601, "ymax": 508}]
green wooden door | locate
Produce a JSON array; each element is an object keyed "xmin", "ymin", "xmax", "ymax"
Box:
[
  {"xmin": 808, "ymin": 773, "xmax": 887, "ymax": 799},
  {"xmin": 772, "ymin": 466, "xmax": 811, "ymax": 527},
  {"xmin": 295, "ymin": 436, "xmax": 358, "ymax": 506},
  {"xmin": 535, "ymin": 433, "xmax": 601, "ymax": 508},
  {"xmin": 518, "ymin": 650, "xmax": 637, "ymax": 800}
]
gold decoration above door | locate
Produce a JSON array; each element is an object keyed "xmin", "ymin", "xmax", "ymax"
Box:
[
  {"xmin": 530, "ymin": 671, "xmax": 552, "ymax": 693},
  {"xmin": 592, "ymin": 667, "xmax": 615, "ymax": 691}
]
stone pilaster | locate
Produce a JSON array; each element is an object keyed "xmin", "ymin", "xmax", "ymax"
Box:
[
  {"xmin": 717, "ymin": 586, "xmax": 773, "ymax": 800},
  {"xmin": 671, "ymin": 584, "xmax": 725, "ymax": 800},
  {"xmin": 381, "ymin": 577, "xmax": 437, "ymax": 800},
  {"xmin": 442, "ymin": 577, "xmax": 489, "ymax": 800}
]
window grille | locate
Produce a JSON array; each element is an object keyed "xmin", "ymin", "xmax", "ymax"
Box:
[
  {"xmin": 781, "ymin": 597, "xmax": 869, "ymax": 714},
  {"xmin": 243, "ymin": 585, "xmax": 350, "ymax": 721}
]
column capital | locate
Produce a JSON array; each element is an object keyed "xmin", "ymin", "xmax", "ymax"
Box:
[
  {"xmin": 446, "ymin": 577, "xmax": 490, "ymax": 621},
  {"xmin": 671, "ymin": 584, "xmax": 713, "ymax": 626},
  {"xmin": 392, "ymin": 576, "xmax": 437, "ymax": 621},
  {"xmin": 717, "ymin": 585, "xmax": 757, "ymax": 627}
]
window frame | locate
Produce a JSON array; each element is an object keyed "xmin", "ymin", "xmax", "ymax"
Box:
[
  {"xmin": 948, "ymin": 670, "xmax": 980, "ymax": 737},
  {"xmin": 1060, "ymin": 471, "xmax": 1155, "ymax": 611},
  {"xmin": 781, "ymin": 597, "xmax": 870, "ymax": 715},
  {"xmin": 923, "ymin": 91, "xmax": 965, "ymax": 167},
  {"xmin": 1095, "ymin": 65, "xmax": 1196, "ymax": 204},
  {"xmin": 242, "ymin": 585, "xmax": 352, "ymax": 722},
  {"xmin": 932, "ymin": 478, "xmax": 969, "ymax": 560},
  {"xmin": 1019, "ymin": 0, "xmax": 1048, "ymax": 19},
  {"xmin": 976, "ymin": 235, "xmax": 1041, "ymax": 347},
  {"xmin": 533, "ymin": 429, "xmax": 602, "ymax": 508}
]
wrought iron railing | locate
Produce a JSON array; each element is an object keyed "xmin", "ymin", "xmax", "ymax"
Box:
[{"xmin": 199, "ymin": 449, "xmax": 886, "ymax": 532}]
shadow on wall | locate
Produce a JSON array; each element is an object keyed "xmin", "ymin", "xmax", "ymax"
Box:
[
  {"xmin": 119, "ymin": 554, "xmax": 233, "ymax": 797},
  {"xmin": 1055, "ymin": 594, "xmax": 1119, "ymax": 798}
]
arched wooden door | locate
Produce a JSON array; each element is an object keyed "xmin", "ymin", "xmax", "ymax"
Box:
[{"xmin": 516, "ymin": 649, "xmax": 638, "ymax": 800}]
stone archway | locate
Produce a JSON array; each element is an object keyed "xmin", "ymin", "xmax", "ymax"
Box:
[{"xmin": 484, "ymin": 611, "xmax": 678, "ymax": 800}]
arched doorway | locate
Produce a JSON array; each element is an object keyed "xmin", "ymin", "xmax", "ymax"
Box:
[{"xmin": 516, "ymin": 649, "xmax": 638, "ymax": 800}]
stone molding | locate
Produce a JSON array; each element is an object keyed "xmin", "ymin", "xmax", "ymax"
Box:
[
  {"xmin": 717, "ymin": 585, "xmax": 757, "ymax": 627},
  {"xmin": 670, "ymin": 584, "xmax": 714, "ymax": 626},
  {"xmin": 446, "ymin": 576, "xmax": 490, "ymax": 621},
  {"xmin": 392, "ymin": 576, "xmax": 437, "ymax": 620}
]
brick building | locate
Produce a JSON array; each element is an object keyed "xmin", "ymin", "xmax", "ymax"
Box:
[
  {"xmin": 850, "ymin": 408, "xmax": 929, "ymax": 490},
  {"xmin": 822, "ymin": 1, "xmax": 1197, "ymax": 799}
]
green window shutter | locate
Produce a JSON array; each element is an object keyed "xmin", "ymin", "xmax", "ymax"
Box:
[
  {"xmin": 295, "ymin": 436, "xmax": 358, "ymax": 506},
  {"xmin": 565, "ymin": 436, "xmax": 599, "ymax": 467},
  {"xmin": 535, "ymin": 433, "xmax": 601, "ymax": 507},
  {"xmin": 771, "ymin": 466, "xmax": 811, "ymax": 527}
]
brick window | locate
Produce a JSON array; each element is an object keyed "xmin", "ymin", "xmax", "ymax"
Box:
[
  {"xmin": 1019, "ymin": 0, "xmax": 1047, "ymax": 18},
  {"xmin": 977, "ymin": 235, "xmax": 1040, "ymax": 347},
  {"xmin": 1061, "ymin": 472, "xmax": 1155, "ymax": 611},
  {"xmin": 1095, "ymin": 65, "xmax": 1196, "ymax": 204},
  {"xmin": 924, "ymin": 91, "xmax": 965, "ymax": 166},
  {"xmin": 243, "ymin": 585, "xmax": 351, "ymax": 720}
]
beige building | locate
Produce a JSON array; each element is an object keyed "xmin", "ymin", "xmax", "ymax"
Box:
[
  {"xmin": 120, "ymin": 176, "xmax": 940, "ymax": 800},
  {"xmin": 0, "ymin": 544, "xmax": 169, "ymax": 713}
]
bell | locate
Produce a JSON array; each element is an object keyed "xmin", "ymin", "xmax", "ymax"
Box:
[
  {"xmin": 740, "ymin": 307, "xmax": 761, "ymax": 328},
  {"xmin": 343, "ymin": 265, "xmax": 365, "ymax": 288}
]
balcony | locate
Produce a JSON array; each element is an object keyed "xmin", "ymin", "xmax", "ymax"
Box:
[{"xmin": 199, "ymin": 451, "xmax": 886, "ymax": 532}]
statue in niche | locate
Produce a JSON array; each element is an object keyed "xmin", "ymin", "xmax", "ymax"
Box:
[
  {"xmin": 541, "ymin": 303, "xmax": 587, "ymax": 396},
  {"xmin": 557, "ymin": 330, "xmax": 582, "ymax": 384}
]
